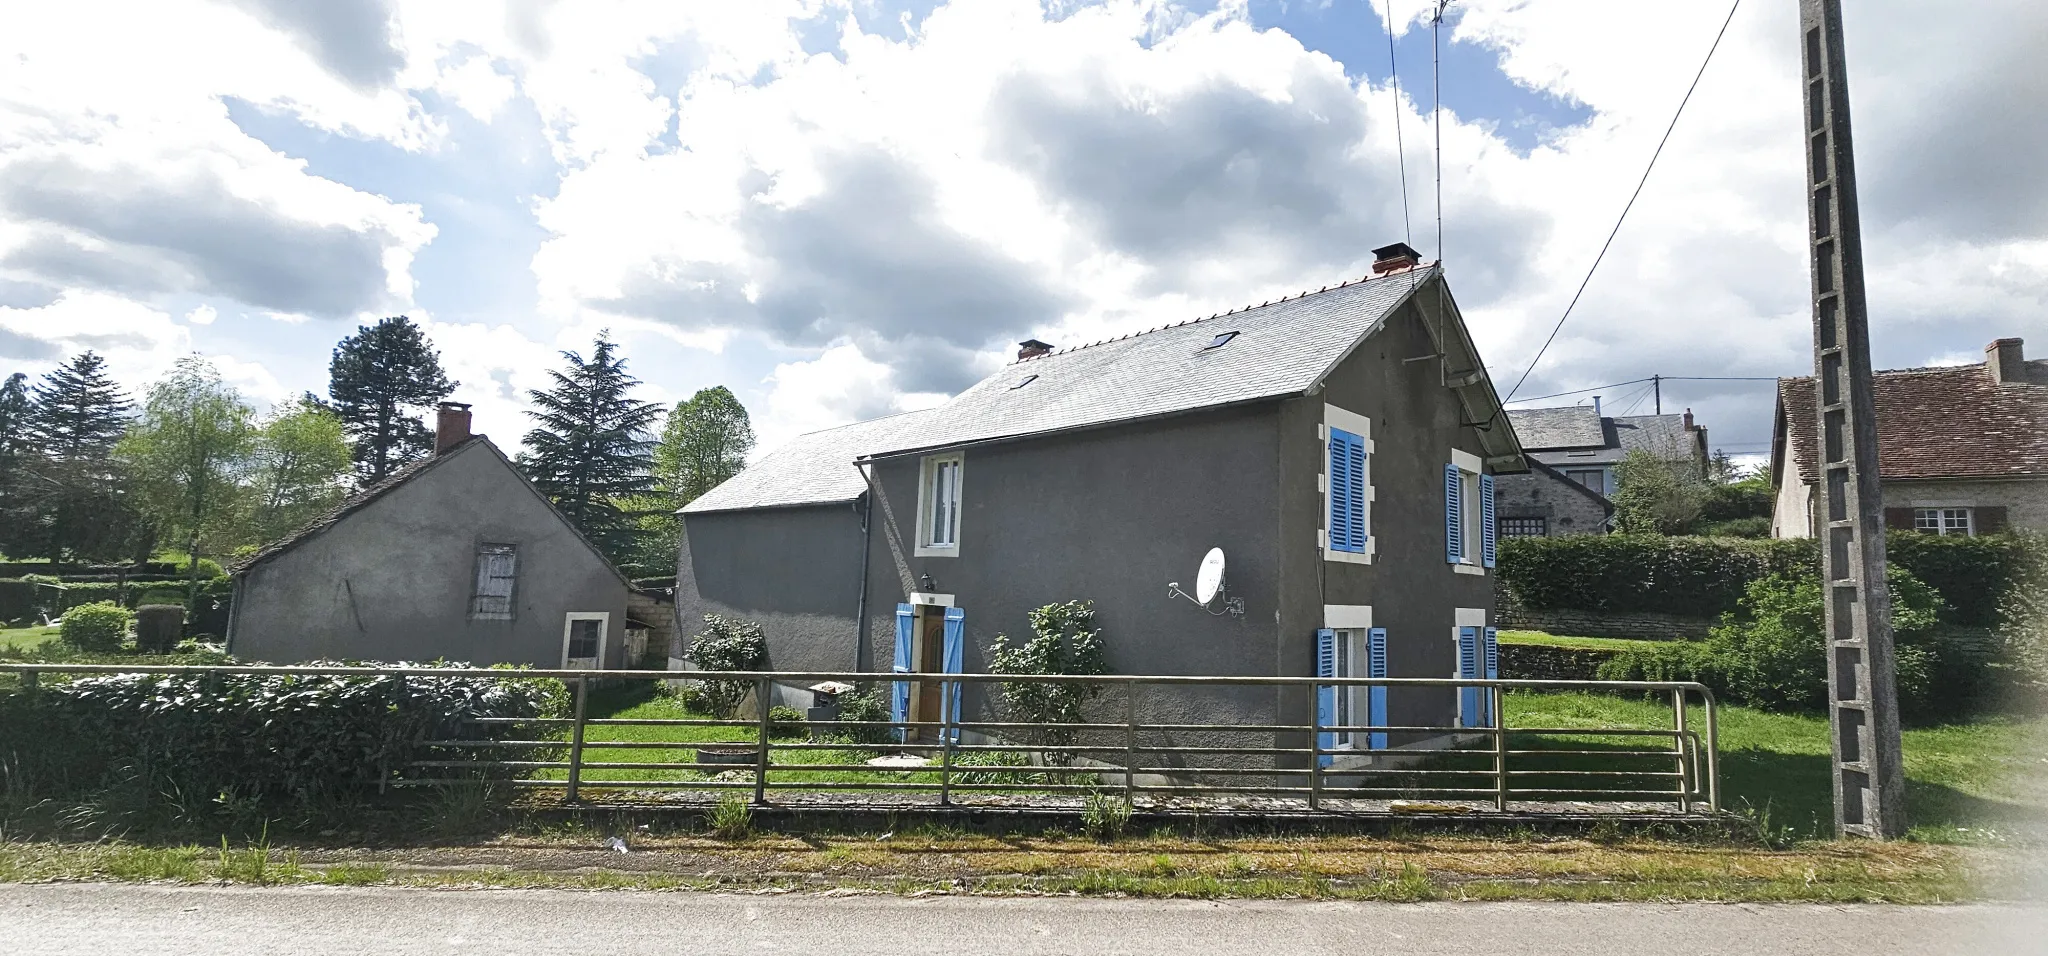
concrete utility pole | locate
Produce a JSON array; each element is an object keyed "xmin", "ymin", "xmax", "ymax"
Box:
[{"xmin": 1800, "ymin": 0, "xmax": 1906, "ymax": 839}]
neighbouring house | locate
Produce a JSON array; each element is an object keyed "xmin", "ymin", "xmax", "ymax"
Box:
[
  {"xmin": 675, "ymin": 243, "xmax": 1526, "ymax": 764},
  {"xmin": 1771, "ymin": 338, "xmax": 2048, "ymax": 538},
  {"xmin": 227, "ymin": 403, "xmax": 636, "ymax": 669},
  {"xmin": 1489, "ymin": 403, "xmax": 1708, "ymax": 536}
]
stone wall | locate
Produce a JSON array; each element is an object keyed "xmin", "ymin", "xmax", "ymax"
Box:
[
  {"xmin": 1499, "ymin": 642, "xmax": 1623, "ymax": 681},
  {"xmin": 1492, "ymin": 466, "xmax": 1610, "ymax": 537}
]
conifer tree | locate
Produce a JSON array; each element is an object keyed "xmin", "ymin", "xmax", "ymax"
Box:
[
  {"xmin": 327, "ymin": 316, "xmax": 455, "ymax": 485},
  {"xmin": 22, "ymin": 352, "xmax": 139, "ymax": 561},
  {"xmin": 518, "ymin": 332, "xmax": 660, "ymax": 563},
  {"xmin": 0, "ymin": 373, "xmax": 32, "ymax": 556}
]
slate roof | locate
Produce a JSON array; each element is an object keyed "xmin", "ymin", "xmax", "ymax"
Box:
[
  {"xmin": 232, "ymin": 436, "xmax": 634, "ymax": 587},
  {"xmin": 1506, "ymin": 406, "xmax": 1605, "ymax": 450},
  {"xmin": 1778, "ymin": 360, "xmax": 2048, "ymax": 484},
  {"xmin": 682, "ymin": 409, "xmax": 940, "ymax": 514},
  {"xmin": 862, "ymin": 267, "xmax": 1437, "ymax": 458}
]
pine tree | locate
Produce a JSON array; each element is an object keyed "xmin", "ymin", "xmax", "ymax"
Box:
[
  {"xmin": 0, "ymin": 373, "xmax": 32, "ymax": 556},
  {"xmin": 21, "ymin": 352, "xmax": 139, "ymax": 562},
  {"xmin": 327, "ymin": 316, "xmax": 455, "ymax": 485},
  {"xmin": 29, "ymin": 351, "xmax": 132, "ymax": 460},
  {"xmin": 518, "ymin": 333, "xmax": 660, "ymax": 562}
]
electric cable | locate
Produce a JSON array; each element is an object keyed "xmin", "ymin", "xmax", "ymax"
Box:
[{"xmin": 1500, "ymin": 0, "xmax": 1745, "ymax": 403}]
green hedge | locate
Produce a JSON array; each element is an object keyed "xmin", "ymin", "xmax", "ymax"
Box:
[
  {"xmin": 1498, "ymin": 535, "xmax": 1815, "ymax": 619},
  {"xmin": 0, "ymin": 664, "xmax": 567, "ymax": 815},
  {"xmin": 1499, "ymin": 532, "xmax": 2039, "ymax": 625}
]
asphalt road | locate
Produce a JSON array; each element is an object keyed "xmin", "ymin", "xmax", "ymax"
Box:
[{"xmin": 3, "ymin": 883, "xmax": 2045, "ymax": 955}]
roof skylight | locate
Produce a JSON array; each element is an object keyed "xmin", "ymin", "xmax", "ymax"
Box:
[
  {"xmin": 1205, "ymin": 331, "xmax": 1240, "ymax": 350},
  {"xmin": 1011, "ymin": 374, "xmax": 1038, "ymax": 390}
]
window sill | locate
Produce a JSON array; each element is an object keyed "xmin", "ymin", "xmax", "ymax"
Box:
[
  {"xmin": 1453, "ymin": 563, "xmax": 1487, "ymax": 576},
  {"xmin": 913, "ymin": 545, "xmax": 960, "ymax": 559},
  {"xmin": 1323, "ymin": 547, "xmax": 1373, "ymax": 566}
]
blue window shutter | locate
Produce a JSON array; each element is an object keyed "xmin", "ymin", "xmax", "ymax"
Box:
[
  {"xmin": 1367, "ymin": 627, "xmax": 1388, "ymax": 752},
  {"xmin": 1457, "ymin": 626, "xmax": 1480, "ymax": 728},
  {"xmin": 1327, "ymin": 431, "xmax": 1350, "ymax": 552},
  {"xmin": 1315, "ymin": 628, "xmax": 1336, "ymax": 768},
  {"xmin": 1481, "ymin": 474, "xmax": 1498, "ymax": 569},
  {"xmin": 1348, "ymin": 435, "xmax": 1368, "ymax": 551},
  {"xmin": 1444, "ymin": 464, "xmax": 1463, "ymax": 564},
  {"xmin": 942, "ymin": 607, "xmax": 966, "ymax": 743},
  {"xmin": 891, "ymin": 604, "xmax": 913, "ymax": 742},
  {"xmin": 1482, "ymin": 626, "xmax": 1500, "ymax": 729}
]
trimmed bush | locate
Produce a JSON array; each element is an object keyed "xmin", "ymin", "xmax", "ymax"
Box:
[
  {"xmin": 134, "ymin": 588, "xmax": 187, "ymax": 608},
  {"xmin": 58, "ymin": 601, "xmax": 131, "ymax": 651},
  {"xmin": 1499, "ymin": 535, "xmax": 1815, "ymax": 619},
  {"xmin": 1500, "ymin": 532, "xmax": 2037, "ymax": 626},
  {"xmin": 0, "ymin": 663, "xmax": 567, "ymax": 813},
  {"xmin": 134, "ymin": 604, "xmax": 185, "ymax": 653},
  {"xmin": 0, "ymin": 579, "xmax": 37, "ymax": 624},
  {"xmin": 682, "ymin": 614, "xmax": 767, "ymax": 718}
]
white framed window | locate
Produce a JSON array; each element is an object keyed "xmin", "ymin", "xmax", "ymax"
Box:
[
  {"xmin": 469, "ymin": 542, "xmax": 518, "ymax": 620},
  {"xmin": 562, "ymin": 611, "xmax": 609, "ymax": 669},
  {"xmin": 1445, "ymin": 449, "xmax": 1494, "ymax": 574},
  {"xmin": 1914, "ymin": 507, "xmax": 1973, "ymax": 536},
  {"xmin": 915, "ymin": 452, "xmax": 964, "ymax": 557},
  {"xmin": 1320, "ymin": 405, "xmax": 1374, "ymax": 564}
]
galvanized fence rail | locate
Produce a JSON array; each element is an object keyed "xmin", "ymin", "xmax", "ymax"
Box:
[{"xmin": 0, "ymin": 665, "xmax": 1718, "ymax": 814}]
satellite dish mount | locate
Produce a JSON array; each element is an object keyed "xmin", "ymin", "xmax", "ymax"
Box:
[{"xmin": 1167, "ymin": 547, "xmax": 1244, "ymax": 618}]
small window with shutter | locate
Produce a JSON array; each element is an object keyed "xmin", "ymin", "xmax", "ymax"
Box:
[{"xmin": 470, "ymin": 543, "xmax": 518, "ymax": 619}]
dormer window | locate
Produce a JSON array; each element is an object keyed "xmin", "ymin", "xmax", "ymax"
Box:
[{"xmin": 1205, "ymin": 331, "xmax": 1239, "ymax": 349}]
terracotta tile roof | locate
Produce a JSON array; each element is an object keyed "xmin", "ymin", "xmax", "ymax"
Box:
[{"xmin": 1778, "ymin": 360, "xmax": 2048, "ymax": 483}]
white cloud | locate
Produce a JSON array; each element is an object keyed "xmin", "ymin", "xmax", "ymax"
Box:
[
  {"xmin": 0, "ymin": 290, "xmax": 192, "ymax": 389},
  {"xmin": 436, "ymin": 55, "xmax": 517, "ymax": 122},
  {"xmin": 755, "ymin": 343, "xmax": 946, "ymax": 455},
  {"xmin": 185, "ymin": 305, "xmax": 218, "ymax": 326}
]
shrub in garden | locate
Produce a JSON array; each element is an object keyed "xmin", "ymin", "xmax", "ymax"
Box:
[
  {"xmin": 766, "ymin": 705, "xmax": 806, "ymax": 737},
  {"xmin": 1598, "ymin": 566, "xmax": 1954, "ymax": 719},
  {"xmin": 0, "ymin": 663, "xmax": 567, "ymax": 816},
  {"xmin": 59, "ymin": 601, "xmax": 131, "ymax": 651},
  {"xmin": 681, "ymin": 614, "xmax": 767, "ymax": 718},
  {"xmin": 831, "ymin": 686, "xmax": 897, "ymax": 748},
  {"xmin": 989, "ymin": 600, "xmax": 1108, "ymax": 766},
  {"xmin": 1996, "ymin": 542, "xmax": 2048, "ymax": 697},
  {"xmin": 133, "ymin": 605, "xmax": 185, "ymax": 653}
]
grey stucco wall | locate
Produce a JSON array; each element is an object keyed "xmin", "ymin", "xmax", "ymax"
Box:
[
  {"xmin": 228, "ymin": 441, "xmax": 631, "ymax": 667},
  {"xmin": 673, "ymin": 502, "xmax": 868, "ymax": 674},
  {"xmin": 1277, "ymin": 298, "xmax": 1501, "ymax": 742},
  {"xmin": 860, "ymin": 402, "xmax": 1286, "ymax": 740},
  {"xmin": 1493, "ymin": 466, "xmax": 1609, "ymax": 536}
]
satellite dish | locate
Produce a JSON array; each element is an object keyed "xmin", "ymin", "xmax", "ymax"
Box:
[{"xmin": 1194, "ymin": 548, "xmax": 1226, "ymax": 604}]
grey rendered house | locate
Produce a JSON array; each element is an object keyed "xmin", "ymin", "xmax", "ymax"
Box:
[
  {"xmin": 1771, "ymin": 337, "xmax": 2048, "ymax": 538},
  {"xmin": 228, "ymin": 404, "xmax": 636, "ymax": 669},
  {"xmin": 676, "ymin": 245, "xmax": 1526, "ymax": 761},
  {"xmin": 1489, "ymin": 404, "xmax": 1709, "ymax": 538}
]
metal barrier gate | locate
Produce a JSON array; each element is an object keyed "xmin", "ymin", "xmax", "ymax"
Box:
[{"xmin": 0, "ymin": 665, "xmax": 1718, "ymax": 814}]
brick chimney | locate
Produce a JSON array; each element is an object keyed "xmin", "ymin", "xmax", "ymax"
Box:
[
  {"xmin": 1017, "ymin": 339, "xmax": 1054, "ymax": 361},
  {"xmin": 1371, "ymin": 241, "xmax": 1421, "ymax": 275},
  {"xmin": 1987, "ymin": 338, "xmax": 2025, "ymax": 385},
  {"xmin": 435, "ymin": 402, "xmax": 473, "ymax": 455},
  {"xmin": 1683, "ymin": 408, "xmax": 1695, "ymax": 430}
]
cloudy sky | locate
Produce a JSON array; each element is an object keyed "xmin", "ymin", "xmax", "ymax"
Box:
[{"xmin": 2, "ymin": 0, "xmax": 2042, "ymax": 463}]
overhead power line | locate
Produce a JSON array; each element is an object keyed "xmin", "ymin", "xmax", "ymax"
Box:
[
  {"xmin": 1500, "ymin": 0, "xmax": 1745, "ymax": 403},
  {"xmin": 1385, "ymin": 1, "xmax": 1413, "ymax": 246}
]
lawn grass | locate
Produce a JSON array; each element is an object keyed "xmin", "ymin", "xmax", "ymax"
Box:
[
  {"xmin": 1497, "ymin": 630, "xmax": 1661, "ymax": 652},
  {"xmin": 547, "ymin": 684, "xmax": 945, "ymax": 791},
  {"xmin": 1507, "ymin": 691, "xmax": 2046, "ymax": 843},
  {"xmin": 0, "ymin": 625, "xmax": 58, "ymax": 653}
]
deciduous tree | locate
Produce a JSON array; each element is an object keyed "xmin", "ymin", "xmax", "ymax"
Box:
[
  {"xmin": 244, "ymin": 398, "xmax": 353, "ymax": 545},
  {"xmin": 118, "ymin": 357, "xmax": 255, "ymax": 596},
  {"xmin": 635, "ymin": 386, "xmax": 755, "ymax": 569}
]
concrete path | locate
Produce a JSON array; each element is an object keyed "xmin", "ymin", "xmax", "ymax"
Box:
[{"xmin": 3, "ymin": 883, "xmax": 2044, "ymax": 955}]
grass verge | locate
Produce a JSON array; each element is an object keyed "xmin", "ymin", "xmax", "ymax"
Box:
[{"xmin": 0, "ymin": 831, "xmax": 1988, "ymax": 903}]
